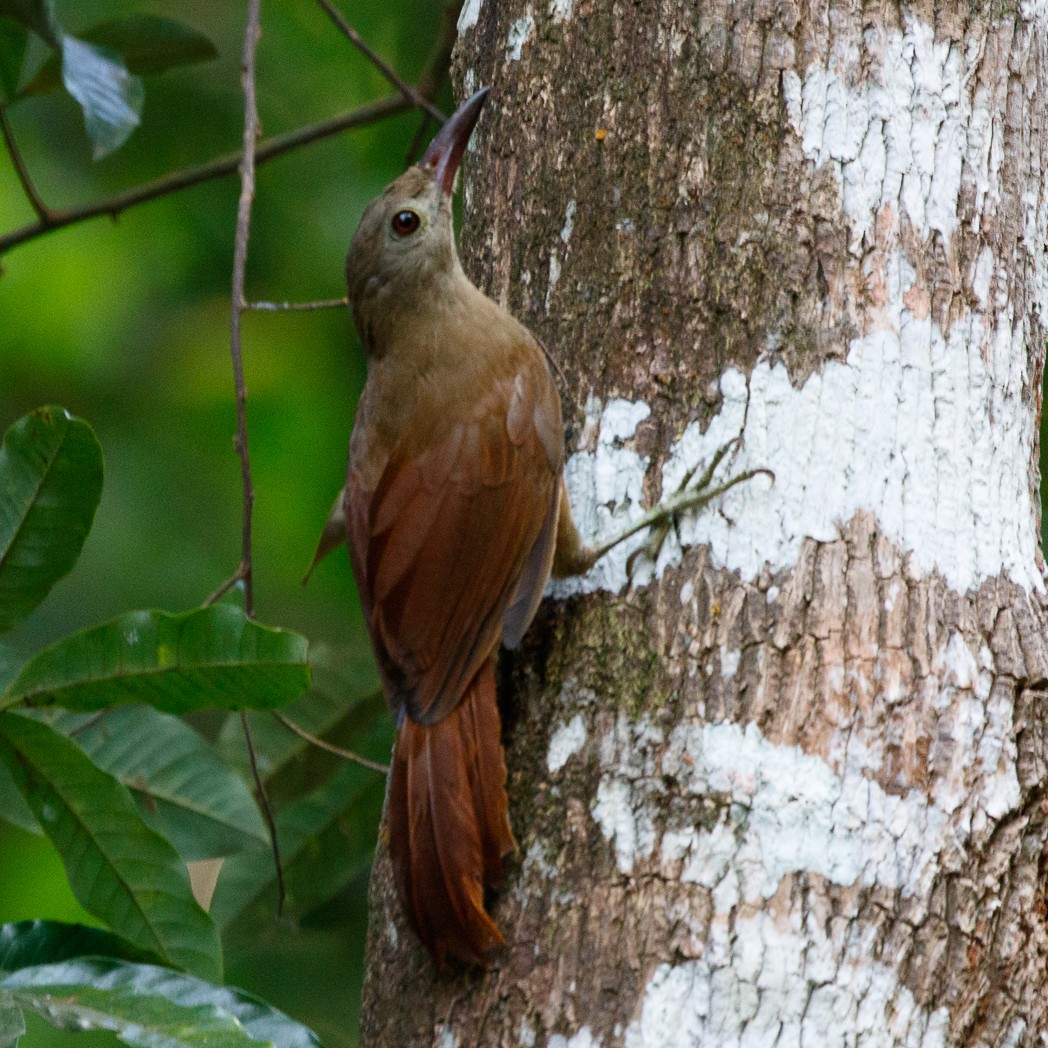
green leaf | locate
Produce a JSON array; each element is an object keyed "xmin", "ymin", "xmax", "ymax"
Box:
[
  {"xmin": 0, "ymin": 407, "xmax": 103, "ymax": 634},
  {"xmin": 21, "ymin": 15, "xmax": 217, "ymax": 96},
  {"xmin": 0, "ymin": 713, "xmax": 221, "ymax": 981},
  {"xmin": 0, "ymin": 0, "xmax": 57, "ymax": 45},
  {"xmin": 60, "ymin": 706, "xmax": 269, "ymax": 859},
  {"xmin": 0, "ymin": 921, "xmax": 156, "ymax": 972},
  {"xmin": 0, "ymin": 647, "xmax": 20, "ymax": 693},
  {"xmin": 0, "ymin": 18, "xmax": 27, "ymax": 100},
  {"xmin": 1, "ymin": 606, "xmax": 310, "ymax": 714},
  {"xmin": 60, "ymin": 35, "xmax": 143, "ymax": 159},
  {"xmin": 3, "ymin": 958, "xmax": 323, "ymax": 1048},
  {"xmin": 0, "ymin": 1002, "xmax": 23, "ymax": 1048},
  {"xmin": 0, "ymin": 760, "xmax": 36, "ymax": 834}
]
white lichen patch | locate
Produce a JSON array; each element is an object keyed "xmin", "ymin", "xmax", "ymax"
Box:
[
  {"xmin": 719, "ymin": 649, "xmax": 739, "ymax": 679},
  {"xmin": 506, "ymin": 15, "xmax": 535, "ymax": 61},
  {"xmin": 548, "ymin": 713, "xmax": 587, "ymax": 773},
  {"xmin": 661, "ymin": 720, "xmax": 948, "ymax": 902},
  {"xmin": 457, "ymin": 0, "xmax": 482, "ymax": 33},
  {"xmin": 623, "ymin": 920, "xmax": 949, "ymax": 1048},
  {"xmin": 548, "ymin": 0, "xmax": 573, "ymax": 23},
  {"xmin": 781, "ymin": 16, "xmax": 989, "ymax": 251},
  {"xmin": 584, "ymin": 656, "xmax": 1018, "ymax": 1041},
  {"xmin": 519, "ymin": 1019, "xmax": 537, "ymax": 1047},
  {"xmin": 596, "ymin": 715, "xmax": 948, "ymax": 897},
  {"xmin": 593, "ymin": 642, "xmax": 1019, "ymax": 896},
  {"xmin": 548, "ymin": 1029, "xmax": 601, "ymax": 1048},
  {"xmin": 522, "ymin": 839, "xmax": 557, "ymax": 880},
  {"xmin": 557, "ymin": 292, "xmax": 1039, "ymax": 595},
  {"xmin": 593, "ymin": 777, "xmax": 656, "ymax": 874},
  {"xmin": 591, "ymin": 714, "xmax": 664, "ymax": 874},
  {"xmin": 545, "ymin": 251, "xmax": 561, "ymax": 312},
  {"xmin": 929, "ymin": 633, "xmax": 1019, "ymax": 829},
  {"xmin": 588, "ymin": 707, "xmax": 1005, "ymax": 1042},
  {"xmin": 669, "ymin": 303, "xmax": 1039, "ymax": 595},
  {"xmin": 550, "ymin": 397, "xmax": 652, "ymax": 597},
  {"xmin": 436, "ymin": 1025, "xmax": 459, "ymax": 1048},
  {"xmin": 560, "ymin": 199, "xmax": 576, "ymax": 244}
]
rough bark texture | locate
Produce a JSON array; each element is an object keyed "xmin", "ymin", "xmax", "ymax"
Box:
[{"xmin": 360, "ymin": 1, "xmax": 1048, "ymax": 1045}]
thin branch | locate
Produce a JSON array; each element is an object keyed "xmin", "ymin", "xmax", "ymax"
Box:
[
  {"xmin": 273, "ymin": 711, "xmax": 390, "ymax": 774},
  {"xmin": 316, "ymin": 0, "xmax": 445, "ymax": 124},
  {"xmin": 241, "ymin": 710, "xmax": 285, "ymax": 913},
  {"xmin": 0, "ymin": 104, "xmax": 52, "ymax": 223},
  {"xmin": 0, "ymin": 96, "xmax": 404, "ymax": 256},
  {"xmin": 203, "ymin": 568, "xmax": 246, "ymax": 606},
  {"xmin": 246, "ymin": 296, "xmax": 348, "ymax": 311},
  {"xmin": 231, "ymin": 0, "xmax": 286, "ymax": 917},
  {"xmin": 0, "ymin": 0, "xmax": 464, "ymax": 259},
  {"xmin": 230, "ymin": 0, "xmax": 261, "ymax": 616}
]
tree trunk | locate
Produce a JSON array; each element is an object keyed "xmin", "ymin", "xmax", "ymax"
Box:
[{"xmin": 360, "ymin": 2, "xmax": 1048, "ymax": 1045}]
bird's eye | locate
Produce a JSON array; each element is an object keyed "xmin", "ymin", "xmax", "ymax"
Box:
[{"xmin": 391, "ymin": 209, "xmax": 421, "ymax": 237}]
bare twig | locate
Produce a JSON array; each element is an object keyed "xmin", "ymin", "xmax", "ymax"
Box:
[
  {"xmin": 246, "ymin": 296, "xmax": 349, "ymax": 311},
  {"xmin": 0, "ymin": 97, "xmax": 406, "ymax": 256},
  {"xmin": 241, "ymin": 710, "xmax": 285, "ymax": 912},
  {"xmin": 0, "ymin": 105, "xmax": 52, "ymax": 223},
  {"xmin": 0, "ymin": 0, "xmax": 464, "ymax": 259},
  {"xmin": 316, "ymin": 0, "xmax": 445, "ymax": 124},
  {"xmin": 273, "ymin": 711, "xmax": 390, "ymax": 773},
  {"xmin": 203, "ymin": 569, "xmax": 246, "ymax": 607},
  {"xmin": 230, "ymin": 0, "xmax": 262, "ymax": 615},
  {"xmin": 231, "ymin": 0, "xmax": 285, "ymax": 916}
]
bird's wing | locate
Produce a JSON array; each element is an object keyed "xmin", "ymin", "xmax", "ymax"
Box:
[{"xmin": 348, "ymin": 368, "xmax": 558, "ymax": 726}]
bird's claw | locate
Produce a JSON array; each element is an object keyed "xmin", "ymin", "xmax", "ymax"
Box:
[{"xmin": 623, "ymin": 436, "xmax": 773, "ymax": 580}]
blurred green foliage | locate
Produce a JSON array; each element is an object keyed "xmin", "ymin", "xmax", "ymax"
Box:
[{"xmin": 0, "ymin": 1, "xmax": 452, "ymax": 1043}]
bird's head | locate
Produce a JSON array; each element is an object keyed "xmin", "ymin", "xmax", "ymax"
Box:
[{"xmin": 346, "ymin": 87, "xmax": 489, "ymax": 343}]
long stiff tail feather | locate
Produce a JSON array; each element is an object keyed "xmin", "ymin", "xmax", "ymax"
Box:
[{"xmin": 387, "ymin": 659, "xmax": 514, "ymax": 966}]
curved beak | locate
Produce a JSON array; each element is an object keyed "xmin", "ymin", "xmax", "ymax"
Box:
[{"xmin": 420, "ymin": 86, "xmax": 490, "ymax": 198}]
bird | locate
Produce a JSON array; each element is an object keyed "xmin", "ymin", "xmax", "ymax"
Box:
[{"xmin": 319, "ymin": 86, "xmax": 768, "ymax": 967}]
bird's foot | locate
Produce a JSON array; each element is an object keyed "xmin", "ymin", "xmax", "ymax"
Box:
[{"xmin": 585, "ymin": 436, "xmax": 773, "ymax": 577}]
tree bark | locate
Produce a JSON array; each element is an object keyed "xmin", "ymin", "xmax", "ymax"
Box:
[{"xmin": 360, "ymin": 2, "xmax": 1048, "ymax": 1045}]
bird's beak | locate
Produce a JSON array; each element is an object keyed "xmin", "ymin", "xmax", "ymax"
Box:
[{"xmin": 420, "ymin": 86, "xmax": 490, "ymax": 199}]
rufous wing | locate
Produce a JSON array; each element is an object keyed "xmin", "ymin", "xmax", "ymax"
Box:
[{"xmin": 347, "ymin": 368, "xmax": 558, "ymax": 726}]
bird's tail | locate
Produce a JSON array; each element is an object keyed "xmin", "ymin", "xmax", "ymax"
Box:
[{"xmin": 387, "ymin": 658, "xmax": 515, "ymax": 966}]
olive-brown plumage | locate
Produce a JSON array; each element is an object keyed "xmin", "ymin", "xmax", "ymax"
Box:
[
  {"xmin": 343, "ymin": 88, "xmax": 573, "ymax": 965},
  {"xmin": 333, "ymin": 87, "xmax": 765, "ymax": 965}
]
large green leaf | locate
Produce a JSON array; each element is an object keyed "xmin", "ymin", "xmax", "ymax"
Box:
[
  {"xmin": 2, "ymin": 958, "xmax": 323, "ymax": 1048},
  {"xmin": 21, "ymin": 15, "xmax": 217, "ymax": 96},
  {"xmin": 0, "ymin": 18, "xmax": 27, "ymax": 100},
  {"xmin": 0, "ymin": 638, "xmax": 31, "ymax": 832},
  {"xmin": 60, "ymin": 34, "xmax": 143, "ymax": 159},
  {"xmin": 0, "ymin": 647, "xmax": 19, "ymax": 693},
  {"xmin": 55, "ymin": 706, "xmax": 269, "ymax": 859},
  {"xmin": 0, "ymin": 761, "xmax": 36, "ymax": 834},
  {"xmin": 0, "ymin": 0, "xmax": 57, "ymax": 44},
  {"xmin": 0, "ymin": 921, "xmax": 156, "ymax": 972},
  {"xmin": 0, "ymin": 606, "xmax": 310, "ymax": 714},
  {"xmin": 0, "ymin": 714, "xmax": 221, "ymax": 981},
  {"xmin": 0, "ymin": 408, "xmax": 103, "ymax": 633}
]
